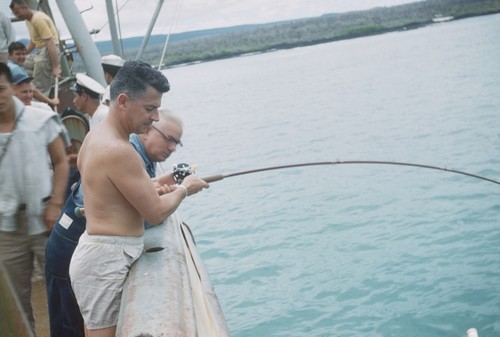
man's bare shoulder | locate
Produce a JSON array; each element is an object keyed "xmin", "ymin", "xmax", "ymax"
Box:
[
  {"xmin": 79, "ymin": 125, "xmax": 138, "ymax": 171},
  {"xmin": 88, "ymin": 136, "xmax": 137, "ymax": 164}
]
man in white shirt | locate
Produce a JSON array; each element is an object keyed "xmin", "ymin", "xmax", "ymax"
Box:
[
  {"xmin": 0, "ymin": 62, "xmax": 69, "ymax": 335},
  {"xmin": 70, "ymin": 73, "xmax": 108, "ymax": 129},
  {"xmin": 101, "ymin": 54, "xmax": 125, "ymax": 106}
]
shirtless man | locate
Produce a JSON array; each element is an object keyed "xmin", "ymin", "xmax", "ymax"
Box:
[{"xmin": 69, "ymin": 61, "xmax": 209, "ymax": 337}]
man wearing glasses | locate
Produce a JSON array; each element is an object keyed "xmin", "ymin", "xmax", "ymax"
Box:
[{"xmin": 46, "ymin": 108, "xmax": 188, "ymax": 337}]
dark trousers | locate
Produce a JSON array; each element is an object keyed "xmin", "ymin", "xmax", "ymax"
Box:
[{"xmin": 45, "ymin": 186, "xmax": 86, "ymax": 337}]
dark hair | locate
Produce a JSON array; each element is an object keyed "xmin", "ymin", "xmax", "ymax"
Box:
[
  {"xmin": 8, "ymin": 41, "xmax": 26, "ymax": 54},
  {"xmin": 102, "ymin": 64, "xmax": 121, "ymax": 78},
  {"xmin": 73, "ymin": 85, "xmax": 100, "ymax": 100},
  {"xmin": 10, "ymin": 0, "xmax": 27, "ymax": 9},
  {"xmin": 0, "ymin": 62, "xmax": 14, "ymax": 83},
  {"xmin": 109, "ymin": 60, "xmax": 170, "ymax": 102}
]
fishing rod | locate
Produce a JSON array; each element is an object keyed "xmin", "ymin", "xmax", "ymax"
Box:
[
  {"xmin": 196, "ymin": 160, "xmax": 500, "ymax": 186},
  {"xmin": 74, "ymin": 160, "xmax": 499, "ymax": 217}
]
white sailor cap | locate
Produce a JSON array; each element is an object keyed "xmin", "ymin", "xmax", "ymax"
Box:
[
  {"xmin": 71, "ymin": 73, "xmax": 105, "ymax": 99},
  {"xmin": 101, "ymin": 54, "xmax": 125, "ymax": 67}
]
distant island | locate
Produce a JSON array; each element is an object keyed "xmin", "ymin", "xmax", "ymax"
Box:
[{"xmin": 73, "ymin": 0, "xmax": 500, "ymax": 69}]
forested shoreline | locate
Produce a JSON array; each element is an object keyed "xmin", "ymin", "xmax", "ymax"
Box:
[{"xmin": 87, "ymin": 0, "xmax": 500, "ymax": 69}]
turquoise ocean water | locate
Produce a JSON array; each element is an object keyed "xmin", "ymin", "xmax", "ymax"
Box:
[{"xmin": 160, "ymin": 14, "xmax": 500, "ymax": 337}]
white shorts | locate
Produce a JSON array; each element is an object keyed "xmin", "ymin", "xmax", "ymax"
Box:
[{"xmin": 69, "ymin": 231, "xmax": 143, "ymax": 329}]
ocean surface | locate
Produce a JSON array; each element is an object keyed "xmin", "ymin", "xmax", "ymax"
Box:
[{"xmin": 160, "ymin": 14, "xmax": 500, "ymax": 337}]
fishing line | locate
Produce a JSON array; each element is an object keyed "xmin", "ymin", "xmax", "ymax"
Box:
[
  {"xmin": 158, "ymin": 0, "xmax": 183, "ymax": 70},
  {"xmin": 97, "ymin": 0, "xmax": 133, "ymax": 33},
  {"xmin": 199, "ymin": 160, "xmax": 500, "ymax": 186}
]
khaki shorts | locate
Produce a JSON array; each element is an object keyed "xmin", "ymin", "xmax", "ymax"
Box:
[
  {"xmin": 69, "ymin": 231, "xmax": 143, "ymax": 329},
  {"xmin": 25, "ymin": 47, "xmax": 58, "ymax": 96}
]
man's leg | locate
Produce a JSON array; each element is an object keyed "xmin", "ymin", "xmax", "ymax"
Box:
[
  {"xmin": 32, "ymin": 48, "xmax": 54, "ymax": 96},
  {"xmin": 0, "ymin": 230, "xmax": 35, "ymax": 333},
  {"xmin": 87, "ymin": 326, "xmax": 116, "ymax": 337},
  {"xmin": 45, "ymin": 229, "xmax": 85, "ymax": 337}
]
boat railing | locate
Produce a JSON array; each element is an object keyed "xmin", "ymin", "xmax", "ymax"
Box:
[{"xmin": 116, "ymin": 212, "xmax": 231, "ymax": 337}]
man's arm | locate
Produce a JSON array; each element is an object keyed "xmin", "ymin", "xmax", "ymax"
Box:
[
  {"xmin": 33, "ymin": 87, "xmax": 60, "ymax": 106},
  {"xmin": 25, "ymin": 40, "xmax": 34, "ymax": 53},
  {"xmin": 45, "ymin": 38, "xmax": 61, "ymax": 77},
  {"xmin": 2, "ymin": 15, "xmax": 15, "ymax": 44},
  {"xmin": 45, "ymin": 135, "xmax": 69, "ymax": 229},
  {"xmin": 110, "ymin": 149, "xmax": 208, "ymax": 226}
]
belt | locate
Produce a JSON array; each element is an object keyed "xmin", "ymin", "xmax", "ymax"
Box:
[{"xmin": 18, "ymin": 196, "xmax": 52, "ymax": 211}]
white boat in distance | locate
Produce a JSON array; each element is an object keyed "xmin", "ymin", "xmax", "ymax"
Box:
[{"xmin": 432, "ymin": 14, "xmax": 454, "ymax": 22}]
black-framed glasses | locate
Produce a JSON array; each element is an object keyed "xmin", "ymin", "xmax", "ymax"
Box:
[{"xmin": 151, "ymin": 125, "xmax": 183, "ymax": 147}]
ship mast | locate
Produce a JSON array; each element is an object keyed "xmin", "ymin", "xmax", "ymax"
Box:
[
  {"xmin": 105, "ymin": 0, "xmax": 124, "ymax": 57},
  {"xmin": 55, "ymin": 0, "xmax": 106, "ymax": 86}
]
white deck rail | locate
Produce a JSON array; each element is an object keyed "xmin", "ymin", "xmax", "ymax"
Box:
[{"xmin": 116, "ymin": 212, "xmax": 230, "ymax": 337}]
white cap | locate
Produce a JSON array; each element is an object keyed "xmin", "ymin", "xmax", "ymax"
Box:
[
  {"xmin": 101, "ymin": 54, "xmax": 125, "ymax": 67},
  {"xmin": 71, "ymin": 73, "xmax": 106, "ymax": 98}
]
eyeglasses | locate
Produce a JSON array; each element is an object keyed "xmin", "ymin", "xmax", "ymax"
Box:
[{"xmin": 151, "ymin": 125, "xmax": 183, "ymax": 147}]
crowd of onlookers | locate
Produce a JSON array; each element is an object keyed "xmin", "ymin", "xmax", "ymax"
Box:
[{"xmin": 1, "ymin": 2, "xmax": 209, "ymax": 337}]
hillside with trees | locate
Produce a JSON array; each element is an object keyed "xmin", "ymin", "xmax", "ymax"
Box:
[{"xmin": 78, "ymin": 0, "xmax": 500, "ymax": 69}]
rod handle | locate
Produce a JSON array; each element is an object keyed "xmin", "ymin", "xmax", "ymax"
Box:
[{"xmin": 202, "ymin": 174, "xmax": 225, "ymax": 183}]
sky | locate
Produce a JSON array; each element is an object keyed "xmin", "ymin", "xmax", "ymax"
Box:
[{"xmin": 3, "ymin": 0, "xmax": 422, "ymax": 42}]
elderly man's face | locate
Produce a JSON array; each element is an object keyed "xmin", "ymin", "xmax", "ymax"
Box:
[{"xmin": 147, "ymin": 121, "xmax": 182, "ymax": 162}]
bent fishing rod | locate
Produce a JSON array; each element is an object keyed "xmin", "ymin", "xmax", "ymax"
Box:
[
  {"xmin": 75, "ymin": 160, "xmax": 499, "ymax": 217},
  {"xmin": 197, "ymin": 160, "xmax": 500, "ymax": 186}
]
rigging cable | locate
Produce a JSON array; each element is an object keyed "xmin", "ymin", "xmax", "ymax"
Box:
[
  {"xmin": 200, "ymin": 160, "xmax": 500, "ymax": 186},
  {"xmin": 97, "ymin": 0, "xmax": 133, "ymax": 34},
  {"xmin": 115, "ymin": 0, "xmax": 124, "ymax": 55},
  {"xmin": 158, "ymin": 0, "xmax": 183, "ymax": 70}
]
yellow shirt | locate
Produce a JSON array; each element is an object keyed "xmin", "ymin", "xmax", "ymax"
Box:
[{"xmin": 26, "ymin": 11, "xmax": 59, "ymax": 48}]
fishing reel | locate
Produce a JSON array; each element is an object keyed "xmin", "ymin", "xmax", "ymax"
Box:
[{"xmin": 172, "ymin": 163, "xmax": 193, "ymax": 184}]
